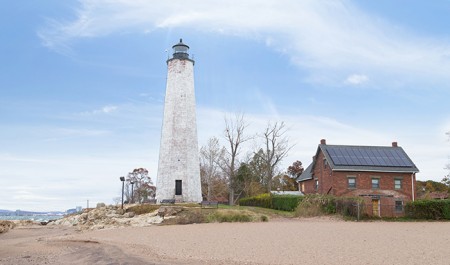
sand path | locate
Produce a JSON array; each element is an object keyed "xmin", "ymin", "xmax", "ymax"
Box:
[{"xmin": 1, "ymin": 218, "xmax": 449, "ymax": 264}]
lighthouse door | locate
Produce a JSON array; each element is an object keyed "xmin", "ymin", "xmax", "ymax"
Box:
[{"xmin": 175, "ymin": 180, "xmax": 182, "ymax": 195}]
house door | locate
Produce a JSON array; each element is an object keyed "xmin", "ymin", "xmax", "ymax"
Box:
[
  {"xmin": 372, "ymin": 199, "xmax": 380, "ymax": 217},
  {"xmin": 175, "ymin": 180, "xmax": 182, "ymax": 195}
]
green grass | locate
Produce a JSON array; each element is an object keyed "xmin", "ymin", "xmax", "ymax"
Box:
[{"xmin": 219, "ymin": 204, "xmax": 296, "ymax": 218}]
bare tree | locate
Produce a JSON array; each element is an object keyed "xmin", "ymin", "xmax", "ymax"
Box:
[
  {"xmin": 255, "ymin": 122, "xmax": 293, "ymax": 192},
  {"xmin": 113, "ymin": 197, "xmax": 121, "ymax": 206},
  {"xmin": 222, "ymin": 114, "xmax": 251, "ymax": 205},
  {"xmin": 200, "ymin": 137, "xmax": 223, "ymax": 201}
]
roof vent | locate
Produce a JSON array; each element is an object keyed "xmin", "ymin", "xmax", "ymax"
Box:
[
  {"xmin": 392, "ymin": 142, "xmax": 398, "ymax": 147},
  {"xmin": 320, "ymin": 139, "xmax": 326, "ymax": 145}
]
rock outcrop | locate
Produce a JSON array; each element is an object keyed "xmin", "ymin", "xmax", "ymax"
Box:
[
  {"xmin": 51, "ymin": 205, "xmax": 164, "ymax": 231},
  {"xmin": 0, "ymin": 220, "xmax": 15, "ymax": 234}
]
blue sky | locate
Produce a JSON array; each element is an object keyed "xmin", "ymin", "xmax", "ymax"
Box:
[{"xmin": 1, "ymin": 1, "xmax": 449, "ymax": 211}]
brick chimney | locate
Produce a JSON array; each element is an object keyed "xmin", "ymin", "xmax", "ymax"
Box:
[
  {"xmin": 320, "ymin": 139, "xmax": 326, "ymax": 145},
  {"xmin": 392, "ymin": 141, "xmax": 398, "ymax": 147}
]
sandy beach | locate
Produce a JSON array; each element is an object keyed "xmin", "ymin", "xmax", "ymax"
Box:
[{"xmin": 1, "ymin": 218, "xmax": 449, "ymax": 265}]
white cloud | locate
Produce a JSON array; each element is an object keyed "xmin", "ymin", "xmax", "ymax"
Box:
[
  {"xmin": 79, "ymin": 105, "xmax": 118, "ymax": 115},
  {"xmin": 38, "ymin": 0, "xmax": 450, "ymax": 89},
  {"xmin": 99, "ymin": 105, "xmax": 118, "ymax": 113},
  {"xmin": 345, "ymin": 74, "xmax": 369, "ymax": 85}
]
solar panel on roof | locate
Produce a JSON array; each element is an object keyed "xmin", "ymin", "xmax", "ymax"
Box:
[{"xmin": 325, "ymin": 146, "xmax": 414, "ymax": 168}]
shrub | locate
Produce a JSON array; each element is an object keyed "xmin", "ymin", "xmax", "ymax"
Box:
[
  {"xmin": 206, "ymin": 211, "xmax": 253, "ymax": 223},
  {"xmin": 295, "ymin": 203, "xmax": 323, "ymax": 217},
  {"xmin": 295, "ymin": 195, "xmax": 336, "ymax": 217},
  {"xmin": 272, "ymin": 195, "xmax": 303, "ymax": 211},
  {"xmin": 239, "ymin": 193, "xmax": 273, "ymax": 208},
  {"xmin": 260, "ymin": 215, "xmax": 269, "ymax": 222},
  {"xmin": 239, "ymin": 193, "xmax": 303, "ymax": 212},
  {"xmin": 335, "ymin": 197, "xmax": 364, "ymax": 219},
  {"xmin": 405, "ymin": 199, "xmax": 450, "ymax": 220}
]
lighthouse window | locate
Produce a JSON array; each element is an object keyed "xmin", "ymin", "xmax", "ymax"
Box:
[
  {"xmin": 175, "ymin": 180, "xmax": 182, "ymax": 195},
  {"xmin": 174, "ymin": 46, "xmax": 188, "ymax": 53}
]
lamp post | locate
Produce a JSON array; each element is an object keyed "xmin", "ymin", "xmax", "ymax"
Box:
[
  {"xmin": 120, "ymin": 176, "xmax": 125, "ymax": 209},
  {"xmin": 130, "ymin": 181, "xmax": 135, "ymax": 204}
]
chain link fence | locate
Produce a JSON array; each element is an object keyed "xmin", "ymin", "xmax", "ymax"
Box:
[{"xmin": 335, "ymin": 199, "xmax": 405, "ymax": 220}]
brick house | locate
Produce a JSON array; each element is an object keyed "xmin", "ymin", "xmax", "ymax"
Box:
[{"xmin": 297, "ymin": 139, "xmax": 419, "ymax": 217}]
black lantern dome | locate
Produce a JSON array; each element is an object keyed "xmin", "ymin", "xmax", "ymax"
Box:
[{"xmin": 172, "ymin": 38, "xmax": 190, "ymax": 59}]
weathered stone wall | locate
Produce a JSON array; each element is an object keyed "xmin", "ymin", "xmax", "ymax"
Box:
[{"xmin": 156, "ymin": 58, "xmax": 202, "ymax": 203}]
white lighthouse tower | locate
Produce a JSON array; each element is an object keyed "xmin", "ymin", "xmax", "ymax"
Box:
[{"xmin": 156, "ymin": 39, "xmax": 202, "ymax": 203}]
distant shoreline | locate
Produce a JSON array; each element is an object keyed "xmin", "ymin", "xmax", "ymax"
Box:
[{"xmin": 0, "ymin": 215, "xmax": 63, "ymax": 222}]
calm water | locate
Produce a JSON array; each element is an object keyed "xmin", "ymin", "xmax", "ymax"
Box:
[{"xmin": 0, "ymin": 215, "xmax": 63, "ymax": 222}]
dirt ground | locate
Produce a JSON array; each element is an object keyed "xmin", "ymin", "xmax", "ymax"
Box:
[{"xmin": 1, "ymin": 217, "xmax": 449, "ymax": 265}]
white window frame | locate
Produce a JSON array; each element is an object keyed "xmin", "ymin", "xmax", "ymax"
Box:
[
  {"xmin": 371, "ymin": 178, "xmax": 380, "ymax": 189},
  {"xmin": 347, "ymin": 176, "xmax": 356, "ymax": 189},
  {"xmin": 394, "ymin": 179, "xmax": 402, "ymax": 190}
]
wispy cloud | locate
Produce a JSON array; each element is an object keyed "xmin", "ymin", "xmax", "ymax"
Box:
[
  {"xmin": 79, "ymin": 105, "xmax": 118, "ymax": 116},
  {"xmin": 345, "ymin": 74, "xmax": 369, "ymax": 85},
  {"xmin": 38, "ymin": 0, "xmax": 450, "ymax": 89}
]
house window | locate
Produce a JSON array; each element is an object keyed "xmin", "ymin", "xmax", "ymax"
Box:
[
  {"xmin": 371, "ymin": 178, "xmax": 380, "ymax": 189},
  {"xmin": 347, "ymin": 177, "xmax": 356, "ymax": 189},
  {"xmin": 395, "ymin": 201, "xmax": 403, "ymax": 212},
  {"xmin": 394, "ymin": 179, "xmax": 402, "ymax": 190},
  {"xmin": 315, "ymin": 180, "xmax": 319, "ymax": 191}
]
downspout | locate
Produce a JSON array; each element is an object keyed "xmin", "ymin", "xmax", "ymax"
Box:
[{"xmin": 411, "ymin": 173, "xmax": 415, "ymax": 202}]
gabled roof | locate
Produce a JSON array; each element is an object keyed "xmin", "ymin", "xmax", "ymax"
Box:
[
  {"xmin": 298, "ymin": 142, "xmax": 419, "ymax": 182},
  {"xmin": 320, "ymin": 144, "xmax": 419, "ymax": 173},
  {"xmin": 296, "ymin": 162, "xmax": 313, "ymax": 182}
]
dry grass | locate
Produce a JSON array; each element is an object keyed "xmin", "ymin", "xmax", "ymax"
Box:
[
  {"xmin": 161, "ymin": 207, "xmax": 268, "ymax": 225},
  {"xmin": 126, "ymin": 204, "xmax": 159, "ymax": 215},
  {"xmin": 206, "ymin": 209, "xmax": 254, "ymax": 223}
]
